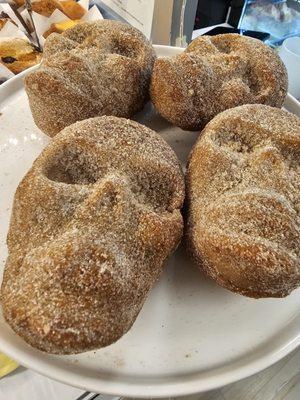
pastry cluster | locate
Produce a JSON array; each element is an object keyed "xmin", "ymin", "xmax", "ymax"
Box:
[
  {"xmin": 1, "ymin": 21, "xmax": 299, "ymax": 355},
  {"xmin": 0, "ymin": 0, "xmax": 99, "ymax": 77}
]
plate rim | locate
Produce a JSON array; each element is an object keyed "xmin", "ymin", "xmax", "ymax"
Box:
[
  {"xmin": 0, "ymin": 316, "xmax": 299, "ymax": 397},
  {"xmin": 0, "ymin": 44, "xmax": 300, "ymax": 398}
]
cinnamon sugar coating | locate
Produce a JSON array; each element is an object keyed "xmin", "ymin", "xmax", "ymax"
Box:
[
  {"xmin": 186, "ymin": 104, "xmax": 300, "ymax": 298},
  {"xmin": 24, "ymin": 20, "xmax": 156, "ymax": 137},
  {"xmin": 1, "ymin": 116, "xmax": 184, "ymax": 354},
  {"xmin": 151, "ymin": 34, "xmax": 288, "ymax": 131}
]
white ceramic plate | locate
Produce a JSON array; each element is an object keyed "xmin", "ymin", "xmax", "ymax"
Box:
[{"xmin": 0, "ymin": 45, "xmax": 300, "ymax": 398}]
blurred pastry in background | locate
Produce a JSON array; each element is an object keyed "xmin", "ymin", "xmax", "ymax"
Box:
[
  {"xmin": 58, "ymin": 0, "xmax": 86, "ymax": 19},
  {"xmin": 43, "ymin": 19, "xmax": 80, "ymax": 38},
  {"xmin": 0, "ymin": 18, "xmax": 10, "ymax": 30},
  {"xmin": 0, "ymin": 38, "xmax": 41, "ymax": 74},
  {"xmin": 0, "ymin": 12, "xmax": 15, "ymax": 29},
  {"xmin": 0, "ymin": 353, "xmax": 18, "ymax": 377},
  {"xmin": 13, "ymin": 0, "xmax": 86, "ymax": 19},
  {"xmin": 12, "ymin": 0, "xmax": 25, "ymax": 6}
]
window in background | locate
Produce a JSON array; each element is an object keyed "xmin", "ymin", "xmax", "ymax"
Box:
[{"xmin": 238, "ymin": 0, "xmax": 300, "ymax": 45}]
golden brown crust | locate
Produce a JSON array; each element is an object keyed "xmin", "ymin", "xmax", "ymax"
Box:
[
  {"xmin": 0, "ymin": 39, "xmax": 41, "ymax": 75},
  {"xmin": 16, "ymin": 0, "xmax": 86, "ymax": 19},
  {"xmin": 12, "ymin": 0, "xmax": 25, "ymax": 6},
  {"xmin": 43, "ymin": 20, "xmax": 81, "ymax": 38},
  {"xmin": 1, "ymin": 116, "xmax": 184, "ymax": 354},
  {"xmin": 30, "ymin": 0, "xmax": 60, "ymax": 17},
  {"xmin": 151, "ymin": 34, "xmax": 288, "ymax": 131},
  {"xmin": 0, "ymin": 18, "xmax": 10, "ymax": 30},
  {"xmin": 25, "ymin": 20, "xmax": 156, "ymax": 137},
  {"xmin": 186, "ymin": 104, "xmax": 300, "ymax": 298}
]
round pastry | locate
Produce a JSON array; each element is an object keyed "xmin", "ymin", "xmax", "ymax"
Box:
[
  {"xmin": 150, "ymin": 34, "xmax": 288, "ymax": 131},
  {"xmin": 24, "ymin": 20, "xmax": 156, "ymax": 137},
  {"xmin": 186, "ymin": 104, "xmax": 300, "ymax": 298},
  {"xmin": 1, "ymin": 116, "xmax": 184, "ymax": 354}
]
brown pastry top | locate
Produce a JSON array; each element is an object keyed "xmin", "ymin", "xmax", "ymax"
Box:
[
  {"xmin": 24, "ymin": 20, "xmax": 156, "ymax": 136},
  {"xmin": 151, "ymin": 34, "xmax": 288, "ymax": 131},
  {"xmin": 187, "ymin": 104, "xmax": 300, "ymax": 298},
  {"xmin": 1, "ymin": 116, "xmax": 184, "ymax": 354},
  {"xmin": 0, "ymin": 18, "xmax": 10, "ymax": 30}
]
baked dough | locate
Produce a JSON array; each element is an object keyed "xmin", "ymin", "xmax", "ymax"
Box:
[
  {"xmin": 186, "ymin": 104, "xmax": 300, "ymax": 298},
  {"xmin": 25, "ymin": 20, "xmax": 156, "ymax": 137},
  {"xmin": 0, "ymin": 38, "xmax": 42, "ymax": 75},
  {"xmin": 43, "ymin": 20, "xmax": 80, "ymax": 38},
  {"xmin": 1, "ymin": 116, "xmax": 184, "ymax": 354},
  {"xmin": 151, "ymin": 34, "xmax": 288, "ymax": 131}
]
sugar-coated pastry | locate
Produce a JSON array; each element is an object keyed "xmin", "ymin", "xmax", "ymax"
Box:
[
  {"xmin": 43, "ymin": 19, "xmax": 80, "ymax": 38},
  {"xmin": 25, "ymin": 20, "xmax": 156, "ymax": 137},
  {"xmin": 186, "ymin": 104, "xmax": 300, "ymax": 298},
  {"xmin": 151, "ymin": 34, "xmax": 288, "ymax": 131},
  {"xmin": 1, "ymin": 116, "xmax": 184, "ymax": 354}
]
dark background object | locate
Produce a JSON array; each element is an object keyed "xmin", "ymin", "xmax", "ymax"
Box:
[
  {"xmin": 228, "ymin": 0, "xmax": 245, "ymax": 27},
  {"xmin": 203, "ymin": 26, "xmax": 270, "ymax": 41},
  {"xmin": 194, "ymin": 0, "xmax": 231, "ymax": 29}
]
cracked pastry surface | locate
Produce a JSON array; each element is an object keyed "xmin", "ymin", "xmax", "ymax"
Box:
[
  {"xmin": 1, "ymin": 116, "xmax": 184, "ymax": 354},
  {"xmin": 186, "ymin": 104, "xmax": 300, "ymax": 298},
  {"xmin": 150, "ymin": 34, "xmax": 288, "ymax": 131}
]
